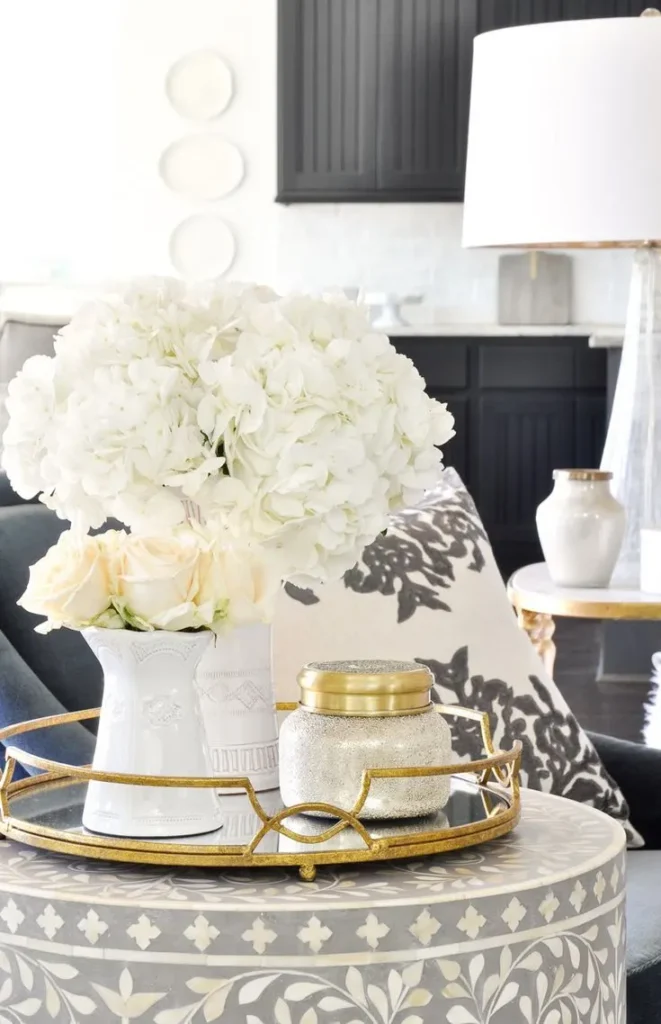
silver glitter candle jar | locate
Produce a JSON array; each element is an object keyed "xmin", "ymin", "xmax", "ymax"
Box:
[{"xmin": 278, "ymin": 660, "xmax": 453, "ymax": 820}]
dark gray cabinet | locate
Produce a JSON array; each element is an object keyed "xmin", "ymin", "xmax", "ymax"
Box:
[
  {"xmin": 375, "ymin": 0, "xmax": 477, "ymax": 199},
  {"xmin": 278, "ymin": 0, "xmax": 378, "ymax": 200},
  {"xmin": 278, "ymin": 0, "xmax": 648, "ymax": 203},
  {"xmin": 476, "ymin": 0, "xmax": 561, "ymax": 30},
  {"xmin": 391, "ymin": 336, "xmax": 608, "ymax": 577},
  {"xmin": 560, "ymin": 0, "xmax": 642, "ymax": 15},
  {"xmin": 477, "ymin": 392, "xmax": 577, "ymax": 573},
  {"xmin": 278, "ymin": 0, "xmax": 472, "ymax": 201},
  {"xmin": 397, "ymin": 338, "xmax": 471, "ymax": 480}
]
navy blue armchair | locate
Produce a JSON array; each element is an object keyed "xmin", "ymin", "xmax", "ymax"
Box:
[{"xmin": 0, "ymin": 489, "xmax": 99, "ymax": 772}]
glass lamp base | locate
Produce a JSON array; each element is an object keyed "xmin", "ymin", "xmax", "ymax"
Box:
[
  {"xmin": 601, "ymin": 247, "xmax": 661, "ymax": 589},
  {"xmin": 641, "ymin": 528, "xmax": 661, "ymax": 593}
]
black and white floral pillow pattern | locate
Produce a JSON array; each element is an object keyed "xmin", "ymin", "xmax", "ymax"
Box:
[
  {"xmin": 275, "ymin": 468, "xmax": 638, "ymax": 844},
  {"xmin": 285, "ymin": 470, "xmax": 486, "ymax": 621},
  {"xmin": 424, "ymin": 646, "xmax": 627, "ymax": 818}
]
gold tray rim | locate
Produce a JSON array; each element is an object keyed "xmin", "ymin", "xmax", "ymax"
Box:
[{"xmin": 0, "ymin": 704, "xmax": 521, "ymax": 880}]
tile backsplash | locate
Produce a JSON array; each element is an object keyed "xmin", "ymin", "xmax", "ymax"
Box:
[{"xmin": 274, "ymin": 202, "xmax": 633, "ymax": 325}]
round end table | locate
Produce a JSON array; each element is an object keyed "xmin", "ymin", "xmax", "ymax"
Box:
[
  {"xmin": 508, "ymin": 560, "xmax": 661, "ymax": 677},
  {"xmin": 0, "ymin": 790, "xmax": 625, "ymax": 1022}
]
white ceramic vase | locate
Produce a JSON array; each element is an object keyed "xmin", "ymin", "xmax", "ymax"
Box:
[
  {"xmin": 536, "ymin": 470, "xmax": 625, "ymax": 588},
  {"xmin": 82, "ymin": 628, "xmax": 223, "ymax": 839},
  {"xmin": 195, "ymin": 624, "xmax": 279, "ymax": 793}
]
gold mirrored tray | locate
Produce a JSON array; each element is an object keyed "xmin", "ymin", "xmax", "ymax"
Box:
[{"xmin": 0, "ymin": 705, "xmax": 521, "ymax": 880}]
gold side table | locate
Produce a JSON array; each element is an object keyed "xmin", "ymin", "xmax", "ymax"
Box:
[{"xmin": 508, "ymin": 561, "xmax": 661, "ymax": 678}]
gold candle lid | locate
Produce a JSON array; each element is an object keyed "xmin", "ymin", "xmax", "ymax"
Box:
[{"xmin": 297, "ymin": 660, "xmax": 433, "ymax": 717}]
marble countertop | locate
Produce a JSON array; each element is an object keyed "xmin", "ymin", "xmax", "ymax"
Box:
[
  {"xmin": 587, "ymin": 329, "xmax": 625, "ymax": 348},
  {"xmin": 0, "ymin": 287, "xmax": 626, "ymax": 348},
  {"xmin": 0, "ymin": 285, "xmax": 95, "ymax": 326},
  {"xmin": 387, "ymin": 323, "xmax": 624, "ymax": 343}
]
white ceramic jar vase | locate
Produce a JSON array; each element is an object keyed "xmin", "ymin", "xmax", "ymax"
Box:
[
  {"xmin": 179, "ymin": 504, "xmax": 280, "ymax": 794},
  {"xmin": 279, "ymin": 660, "xmax": 453, "ymax": 820},
  {"xmin": 195, "ymin": 624, "xmax": 279, "ymax": 793},
  {"xmin": 536, "ymin": 469, "xmax": 625, "ymax": 588},
  {"xmin": 82, "ymin": 628, "xmax": 223, "ymax": 839}
]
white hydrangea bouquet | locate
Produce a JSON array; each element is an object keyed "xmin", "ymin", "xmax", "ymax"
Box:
[{"xmin": 1, "ymin": 277, "xmax": 455, "ymax": 584}]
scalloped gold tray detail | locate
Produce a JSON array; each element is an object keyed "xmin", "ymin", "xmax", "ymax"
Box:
[{"xmin": 0, "ymin": 705, "xmax": 521, "ymax": 880}]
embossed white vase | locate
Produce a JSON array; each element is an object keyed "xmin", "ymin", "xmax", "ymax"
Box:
[
  {"xmin": 82, "ymin": 628, "xmax": 223, "ymax": 839},
  {"xmin": 196, "ymin": 624, "xmax": 279, "ymax": 793}
]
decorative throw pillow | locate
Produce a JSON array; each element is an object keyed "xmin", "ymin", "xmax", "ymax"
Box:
[{"xmin": 273, "ymin": 468, "xmax": 641, "ymax": 845}]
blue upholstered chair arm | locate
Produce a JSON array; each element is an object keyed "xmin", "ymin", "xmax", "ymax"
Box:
[
  {"xmin": 0, "ymin": 626, "xmax": 96, "ymax": 772},
  {"xmin": 0, "ymin": 471, "xmax": 36, "ymax": 507},
  {"xmin": 588, "ymin": 731, "xmax": 661, "ymax": 848}
]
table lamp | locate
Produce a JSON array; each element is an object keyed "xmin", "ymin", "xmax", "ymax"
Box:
[{"xmin": 462, "ymin": 10, "xmax": 661, "ymax": 590}]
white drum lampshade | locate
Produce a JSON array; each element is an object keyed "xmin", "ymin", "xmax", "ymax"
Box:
[
  {"xmin": 463, "ymin": 12, "xmax": 661, "ymax": 589},
  {"xmin": 463, "ymin": 15, "xmax": 661, "ymax": 249}
]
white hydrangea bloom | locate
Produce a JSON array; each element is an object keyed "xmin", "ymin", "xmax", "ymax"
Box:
[{"xmin": 1, "ymin": 278, "xmax": 455, "ymax": 581}]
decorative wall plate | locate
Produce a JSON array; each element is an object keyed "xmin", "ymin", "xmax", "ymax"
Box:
[
  {"xmin": 169, "ymin": 215, "xmax": 235, "ymax": 281},
  {"xmin": 165, "ymin": 50, "xmax": 233, "ymax": 121},
  {"xmin": 159, "ymin": 135, "xmax": 244, "ymax": 200}
]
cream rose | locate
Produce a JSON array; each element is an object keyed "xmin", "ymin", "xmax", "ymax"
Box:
[
  {"xmin": 19, "ymin": 531, "xmax": 116, "ymax": 633},
  {"xmin": 200, "ymin": 541, "xmax": 282, "ymax": 630},
  {"xmin": 20, "ymin": 526, "xmax": 281, "ymax": 634},
  {"xmin": 115, "ymin": 531, "xmax": 211, "ymax": 631},
  {"xmin": 96, "ymin": 530, "xmax": 127, "ymax": 592}
]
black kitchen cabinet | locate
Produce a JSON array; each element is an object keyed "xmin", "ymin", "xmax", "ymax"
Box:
[
  {"xmin": 559, "ymin": 0, "xmax": 644, "ymax": 15},
  {"xmin": 476, "ymin": 0, "xmax": 561, "ymax": 29},
  {"xmin": 279, "ymin": 0, "xmax": 470, "ymax": 201},
  {"xmin": 278, "ymin": 0, "xmax": 379, "ymax": 200},
  {"xmin": 391, "ymin": 336, "xmax": 608, "ymax": 577},
  {"xmin": 278, "ymin": 0, "xmax": 648, "ymax": 203},
  {"xmin": 375, "ymin": 0, "xmax": 477, "ymax": 199},
  {"xmin": 475, "ymin": 0, "xmax": 641, "ymax": 29}
]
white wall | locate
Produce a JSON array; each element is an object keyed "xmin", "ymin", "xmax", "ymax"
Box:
[
  {"xmin": 111, "ymin": 0, "xmax": 277, "ymax": 283},
  {"xmin": 0, "ymin": 0, "xmax": 278, "ymax": 287},
  {"xmin": 0, "ymin": 0, "xmax": 117, "ymax": 282},
  {"xmin": 0, "ymin": 0, "xmax": 631, "ymax": 324},
  {"xmin": 274, "ymin": 203, "xmax": 633, "ymax": 325}
]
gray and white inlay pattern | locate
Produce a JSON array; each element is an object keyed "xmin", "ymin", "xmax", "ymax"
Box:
[{"xmin": 0, "ymin": 791, "xmax": 625, "ymax": 1022}]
